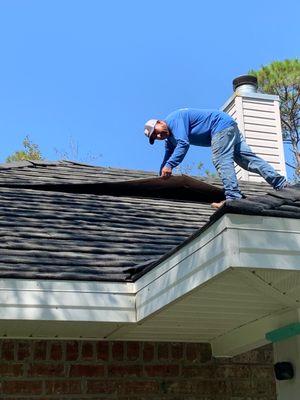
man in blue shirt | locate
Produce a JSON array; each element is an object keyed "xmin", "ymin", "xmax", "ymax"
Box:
[{"xmin": 144, "ymin": 108, "xmax": 287, "ymax": 208}]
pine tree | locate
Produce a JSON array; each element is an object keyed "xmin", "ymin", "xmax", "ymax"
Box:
[{"xmin": 250, "ymin": 59, "xmax": 300, "ymax": 180}]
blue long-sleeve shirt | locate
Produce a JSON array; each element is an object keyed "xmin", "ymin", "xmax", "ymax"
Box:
[{"xmin": 160, "ymin": 108, "xmax": 235, "ymax": 174}]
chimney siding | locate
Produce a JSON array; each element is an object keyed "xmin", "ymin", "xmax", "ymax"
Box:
[{"xmin": 221, "ymin": 91, "xmax": 286, "ymax": 182}]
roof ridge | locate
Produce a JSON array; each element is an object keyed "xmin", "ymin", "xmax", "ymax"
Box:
[
  {"xmin": 0, "ymin": 159, "xmax": 158, "ymax": 174},
  {"xmin": 0, "ymin": 160, "xmax": 61, "ymax": 169}
]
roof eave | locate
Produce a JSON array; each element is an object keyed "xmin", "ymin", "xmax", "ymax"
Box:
[{"xmin": 1, "ymin": 213, "xmax": 300, "ymax": 357}]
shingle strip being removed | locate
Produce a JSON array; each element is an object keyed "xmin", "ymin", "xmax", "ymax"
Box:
[{"xmin": 0, "ymin": 174, "xmax": 225, "ymax": 203}]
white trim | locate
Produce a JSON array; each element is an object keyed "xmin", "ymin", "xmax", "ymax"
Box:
[
  {"xmin": 221, "ymin": 92, "xmax": 279, "ymax": 111},
  {"xmin": 273, "ymin": 98, "xmax": 287, "ymax": 177},
  {"xmin": 0, "ymin": 279, "xmax": 135, "ymax": 293},
  {"xmin": 1, "ymin": 214, "xmax": 300, "ymax": 356},
  {"xmin": 0, "ymin": 279, "xmax": 136, "ymax": 323}
]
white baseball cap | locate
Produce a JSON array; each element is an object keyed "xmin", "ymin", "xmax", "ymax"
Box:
[{"xmin": 144, "ymin": 119, "xmax": 158, "ymax": 145}]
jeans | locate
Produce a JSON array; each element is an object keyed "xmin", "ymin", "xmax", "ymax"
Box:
[{"xmin": 211, "ymin": 124, "xmax": 287, "ymax": 200}]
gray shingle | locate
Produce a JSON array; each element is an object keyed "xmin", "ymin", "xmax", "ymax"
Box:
[{"xmin": 1, "ymin": 160, "xmax": 297, "ymax": 282}]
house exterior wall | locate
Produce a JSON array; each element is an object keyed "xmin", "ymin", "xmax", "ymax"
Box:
[{"xmin": 0, "ymin": 339, "xmax": 276, "ymax": 399}]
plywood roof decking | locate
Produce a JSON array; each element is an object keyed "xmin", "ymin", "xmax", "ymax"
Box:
[{"xmin": 0, "ymin": 160, "xmax": 298, "ymax": 283}]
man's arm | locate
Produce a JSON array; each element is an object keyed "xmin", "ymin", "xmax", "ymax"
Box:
[
  {"xmin": 164, "ymin": 139, "xmax": 190, "ymax": 170},
  {"xmin": 159, "ymin": 140, "xmax": 175, "ymax": 175},
  {"xmin": 160, "ymin": 110, "xmax": 190, "ymax": 176}
]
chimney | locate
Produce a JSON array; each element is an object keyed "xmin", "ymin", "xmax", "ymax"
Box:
[{"xmin": 221, "ymin": 75, "xmax": 286, "ymax": 182}]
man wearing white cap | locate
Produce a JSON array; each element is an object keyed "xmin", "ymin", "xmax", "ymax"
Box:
[{"xmin": 144, "ymin": 108, "xmax": 287, "ymax": 208}]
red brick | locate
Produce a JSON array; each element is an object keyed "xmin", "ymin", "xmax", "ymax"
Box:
[
  {"xmin": 0, "ymin": 340, "xmax": 276, "ymax": 399},
  {"xmin": 182, "ymin": 364, "xmax": 252, "ymax": 379},
  {"xmin": 144, "ymin": 365, "xmax": 179, "ymax": 377},
  {"xmin": 232, "ymin": 344, "xmax": 273, "ymax": 364},
  {"xmin": 111, "ymin": 342, "xmax": 124, "ymax": 361},
  {"xmin": 157, "ymin": 343, "xmax": 169, "ymax": 360},
  {"xmin": 2, "ymin": 380, "xmax": 43, "ymax": 395},
  {"xmin": 69, "ymin": 364, "xmax": 105, "ymax": 377},
  {"xmin": 251, "ymin": 365, "xmax": 274, "ymax": 379},
  {"xmin": 185, "ymin": 343, "xmax": 212, "ymax": 363},
  {"xmin": 66, "ymin": 341, "xmax": 79, "ymax": 361},
  {"xmin": 108, "ymin": 364, "xmax": 143, "ymax": 377},
  {"xmin": 96, "ymin": 341, "xmax": 109, "ymax": 361},
  {"xmin": 126, "ymin": 342, "xmax": 140, "ymax": 361},
  {"xmin": 250, "ymin": 379, "xmax": 276, "ymax": 395},
  {"xmin": 28, "ymin": 363, "xmax": 65, "ymax": 377},
  {"xmin": 185, "ymin": 343, "xmax": 198, "ymax": 362},
  {"xmin": 86, "ymin": 379, "xmax": 118, "ymax": 394},
  {"xmin": 168, "ymin": 379, "xmax": 230, "ymax": 395},
  {"xmin": 260, "ymin": 344, "xmax": 274, "ymax": 363},
  {"xmin": 223, "ymin": 365, "xmax": 252, "ymax": 379},
  {"xmin": 165, "ymin": 380, "xmax": 196, "ymax": 394},
  {"xmin": 182, "ymin": 365, "xmax": 215, "ymax": 378},
  {"xmin": 231, "ymin": 379, "xmax": 254, "ymax": 395},
  {"xmin": 170, "ymin": 343, "xmax": 184, "ymax": 360},
  {"xmin": 33, "ymin": 341, "xmax": 47, "ymax": 360},
  {"xmin": 49, "ymin": 342, "xmax": 63, "ymax": 361},
  {"xmin": 0, "ymin": 363, "xmax": 23, "ymax": 377},
  {"xmin": 17, "ymin": 342, "xmax": 31, "ymax": 361},
  {"xmin": 1, "ymin": 340, "xmax": 15, "ymax": 360},
  {"xmin": 121, "ymin": 381, "xmax": 159, "ymax": 395},
  {"xmin": 81, "ymin": 341, "xmax": 95, "ymax": 360},
  {"xmin": 45, "ymin": 379, "xmax": 82, "ymax": 394},
  {"xmin": 199, "ymin": 343, "xmax": 212, "ymax": 361},
  {"xmin": 116, "ymin": 398, "xmax": 158, "ymax": 400},
  {"xmin": 142, "ymin": 342, "xmax": 154, "ymax": 362}
]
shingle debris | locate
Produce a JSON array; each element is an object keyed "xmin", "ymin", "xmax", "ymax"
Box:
[{"xmin": 210, "ymin": 184, "xmax": 300, "ymax": 221}]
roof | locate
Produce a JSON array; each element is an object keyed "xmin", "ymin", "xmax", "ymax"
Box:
[
  {"xmin": 1, "ymin": 160, "xmax": 300, "ymax": 354},
  {"xmin": 0, "ymin": 160, "xmax": 299, "ymax": 282}
]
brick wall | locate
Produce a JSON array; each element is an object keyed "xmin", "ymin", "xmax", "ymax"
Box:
[{"xmin": 0, "ymin": 339, "xmax": 276, "ymax": 399}]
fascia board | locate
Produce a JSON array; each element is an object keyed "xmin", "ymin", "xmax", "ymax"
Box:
[
  {"xmin": 134, "ymin": 215, "xmax": 234, "ymax": 292},
  {"xmin": 0, "ymin": 279, "xmax": 136, "ymax": 323},
  {"xmin": 134, "ymin": 215, "xmax": 239, "ymax": 321},
  {"xmin": 226, "ymin": 214, "xmax": 300, "ymax": 271}
]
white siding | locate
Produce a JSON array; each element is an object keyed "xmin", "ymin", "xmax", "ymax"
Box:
[{"xmin": 222, "ymin": 94, "xmax": 286, "ymax": 182}]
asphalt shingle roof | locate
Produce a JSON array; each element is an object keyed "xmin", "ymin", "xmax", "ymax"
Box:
[{"xmin": 0, "ymin": 160, "xmax": 299, "ymax": 282}]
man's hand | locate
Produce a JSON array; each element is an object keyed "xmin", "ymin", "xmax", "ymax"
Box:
[{"xmin": 161, "ymin": 166, "xmax": 172, "ymax": 178}]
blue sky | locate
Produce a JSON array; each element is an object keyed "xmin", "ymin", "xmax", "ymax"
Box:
[{"xmin": 0, "ymin": 0, "xmax": 299, "ymax": 177}]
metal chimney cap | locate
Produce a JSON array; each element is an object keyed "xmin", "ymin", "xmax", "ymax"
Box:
[{"xmin": 233, "ymin": 75, "xmax": 258, "ymax": 92}]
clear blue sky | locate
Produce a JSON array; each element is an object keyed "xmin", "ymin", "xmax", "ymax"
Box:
[{"xmin": 0, "ymin": 0, "xmax": 299, "ymax": 177}]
